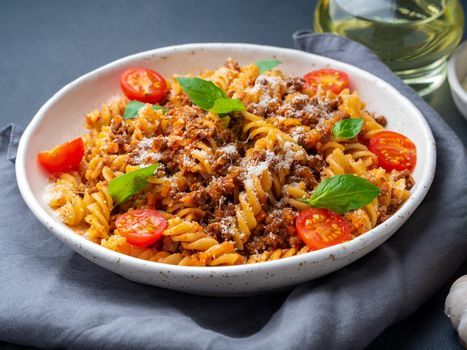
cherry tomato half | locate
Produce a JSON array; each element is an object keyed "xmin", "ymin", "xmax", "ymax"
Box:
[
  {"xmin": 369, "ymin": 131, "xmax": 416, "ymax": 171},
  {"xmin": 296, "ymin": 208, "xmax": 351, "ymax": 250},
  {"xmin": 116, "ymin": 209, "xmax": 168, "ymax": 247},
  {"xmin": 37, "ymin": 137, "xmax": 84, "ymax": 173},
  {"xmin": 304, "ymin": 68, "xmax": 350, "ymax": 94},
  {"xmin": 120, "ymin": 68, "xmax": 167, "ymax": 104}
]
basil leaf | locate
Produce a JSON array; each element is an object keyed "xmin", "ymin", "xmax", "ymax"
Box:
[
  {"xmin": 108, "ymin": 164, "xmax": 159, "ymax": 205},
  {"xmin": 299, "ymin": 174, "xmax": 380, "ymax": 214},
  {"xmin": 256, "ymin": 59, "xmax": 281, "ymax": 74},
  {"xmin": 123, "ymin": 101, "xmax": 167, "ymax": 119},
  {"xmin": 332, "ymin": 118, "xmax": 363, "ymax": 139},
  {"xmin": 209, "ymin": 98, "xmax": 245, "ymax": 114},
  {"xmin": 176, "ymin": 77, "xmax": 227, "ymax": 110},
  {"xmin": 152, "ymin": 105, "xmax": 168, "ymax": 114},
  {"xmin": 123, "ymin": 101, "xmax": 145, "ymax": 119}
]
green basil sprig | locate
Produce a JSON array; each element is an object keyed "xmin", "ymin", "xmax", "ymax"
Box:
[
  {"xmin": 299, "ymin": 174, "xmax": 380, "ymax": 214},
  {"xmin": 123, "ymin": 101, "xmax": 168, "ymax": 119},
  {"xmin": 108, "ymin": 164, "xmax": 159, "ymax": 205},
  {"xmin": 210, "ymin": 98, "xmax": 245, "ymax": 114},
  {"xmin": 175, "ymin": 77, "xmax": 245, "ymax": 114},
  {"xmin": 256, "ymin": 59, "xmax": 282, "ymax": 74},
  {"xmin": 332, "ymin": 118, "xmax": 363, "ymax": 139}
]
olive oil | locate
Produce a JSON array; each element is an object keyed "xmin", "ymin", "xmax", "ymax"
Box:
[{"xmin": 314, "ymin": 0, "xmax": 464, "ymax": 95}]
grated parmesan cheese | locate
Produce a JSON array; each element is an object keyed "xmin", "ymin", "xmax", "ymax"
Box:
[
  {"xmin": 258, "ymin": 96, "xmax": 278, "ymax": 110},
  {"xmin": 290, "ymin": 94, "xmax": 308, "ymax": 104},
  {"xmin": 256, "ymin": 75, "xmax": 282, "ymax": 88},
  {"xmin": 242, "ymin": 151, "xmax": 276, "ymax": 187},
  {"xmin": 280, "ymin": 141, "xmax": 306, "ymax": 169},
  {"xmin": 291, "ymin": 126, "xmax": 305, "ymax": 143},
  {"xmin": 182, "ymin": 154, "xmax": 196, "ymax": 167},
  {"xmin": 303, "ymin": 103, "xmax": 318, "ymax": 113},
  {"xmin": 218, "ymin": 144, "xmax": 237, "ymax": 155},
  {"xmin": 191, "ymin": 149, "xmax": 210, "ymax": 159},
  {"xmin": 132, "ymin": 137, "xmax": 162, "ymax": 165},
  {"xmin": 219, "ymin": 215, "xmax": 235, "ymax": 236},
  {"xmin": 42, "ymin": 182, "xmax": 58, "ymax": 205},
  {"xmin": 137, "ymin": 137, "xmax": 154, "ymax": 149}
]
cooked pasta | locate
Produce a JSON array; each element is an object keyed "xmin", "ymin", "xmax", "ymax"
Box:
[{"xmin": 43, "ymin": 59, "xmax": 415, "ymax": 266}]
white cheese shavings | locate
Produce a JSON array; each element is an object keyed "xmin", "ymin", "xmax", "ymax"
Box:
[
  {"xmin": 243, "ymin": 151, "xmax": 275, "ymax": 188},
  {"xmin": 303, "ymin": 103, "xmax": 318, "ymax": 113},
  {"xmin": 218, "ymin": 144, "xmax": 237, "ymax": 155},
  {"xmin": 137, "ymin": 137, "xmax": 154, "ymax": 149},
  {"xmin": 256, "ymin": 75, "xmax": 282, "ymax": 88},
  {"xmin": 280, "ymin": 141, "xmax": 306, "ymax": 169},
  {"xmin": 42, "ymin": 182, "xmax": 58, "ymax": 205},
  {"xmin": 191, "ymin": 149, "xmax": 210, "ymax": 159},
  {"xmin": 258, "ymin": 95, "xmax": 278, "ymax": 109},
  {"xmin": 291, "ymin": 126, "xmax": 306, "ymax": 143},
  {"xmin": 290, "ymin": 94, "xmax": 308, "ymax": 104},
  {"xmin": 219, "ymin": 215, "xmax": 235, "ymax": 236},
  {"xmin": 133, "ymin": 137, "xmax": 161, "ymax": 165},
  {"xmin": 135, "ymin": 150, "xmax": 161, "ymax": 165},
  {"xmin": 182, "ymin": 154, "xmax": 196, "ymax": 167}
]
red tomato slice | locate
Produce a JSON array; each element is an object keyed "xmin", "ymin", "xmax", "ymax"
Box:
[
  {"xmin": 120, "ymin": 68, "xmax": 167, "ymax": 104},
  {"xmin": 296, "ymin": 208, "xmax": 351, "ymax": 250},
  {"xmin": 304, "ymin": 68, "xmax": 350, "ymax": 94},
  {"xmin": 37, "ymin": 137, "xmax": 84, "ymax": 173},
  {"xmin": 116, "ymin": 209, "xmax": 168, "ymax": 247},
  {"xmin": 369, "ymin": 131, "xmax": 416, "ymax": 171}
]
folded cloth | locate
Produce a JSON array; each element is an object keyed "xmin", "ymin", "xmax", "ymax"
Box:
[{"xmin": 1, "ymin": 33, "xmax": 466, "ymax": 350}]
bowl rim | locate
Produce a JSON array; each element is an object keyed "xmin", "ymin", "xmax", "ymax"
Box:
[
  {"xmin": 15, "ymin": 42, "xmax": 436, "ymax": 275},
  {"xmin": 448, "ymin": 40, "xmax": 467, "ymax": 101}
]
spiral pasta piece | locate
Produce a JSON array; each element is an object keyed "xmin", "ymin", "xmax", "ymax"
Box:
[
  {"xmin": 229, "ymin": 63, "xmax": 259, "ymax": 100},
  {"xmin": 343, "ymin": 142, "xmax": 377, "ymax": 168},
  {"xmin": 84, "ymin": 182, "xmax": 113, "ymax": 242},
  {"xmin": 189, "ymin": 142, "xmax": 215, "ymax": 175},
  {"xmin": 162, "ymin": 217, "xmax": 243, "ymax": 266},
  {"xmin": 48, "ymin": 173, "xmax": 87, "ymax": 226},
  {"xmin": 322, "ymin": 148, "xmax": 369, "ymax": 177},
  {"xmin": 85, "ymin": 96, "xmax": 127, "ymax": 130},
  {"xmin": 85, "ymin": 156, "xmax": 105, "ymax": 182},
  {"xmin": 283, "ymin": 181, "xmax": 310, "ymax": 211},
  {"xmin": 166, "ymin": 203, "xmax": 206, "ymax": 221},
  {"xmin": 200, "ymin": 59, "xmax": 240, "ymax": 92},
  {"xmin": 129, "ymin": 104, "xmax": 164, "ymax": 142},
  {"xmin": 247, "ymin": 246, "xmax": 310, "ymax": 264},
  {"xmin": 48, "ymin": 59, "xmax": 415, "ymax": 267},
  {"xmin": 344, "ymin": 199, "xmax": 379, "ymax": 236},
  {"xmin": 339, "ymin": 89, "xmax": 365, "ymax": 118},
  {"xmin": 242, "ymin": 111, "xmax": 294, "ymax": 143},
  {"xmin": 361, "ymin": 115, "xmax": 385, "ymax": 140},
  {"xmin": 233, "ymin": 171, "xmax": 270, "ymax": 249}
]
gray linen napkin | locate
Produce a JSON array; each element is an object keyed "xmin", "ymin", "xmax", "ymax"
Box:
[{"xmin": 1, "ymin": 33, "xmax": 466, "ymax": 350}]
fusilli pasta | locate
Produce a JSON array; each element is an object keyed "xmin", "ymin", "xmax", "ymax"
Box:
[{"xmin": 45, "ymin": 59, "xmax": 415, "ymax": 266}]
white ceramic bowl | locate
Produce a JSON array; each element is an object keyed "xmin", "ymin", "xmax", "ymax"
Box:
[
  {"xmin": 16, "ymin": 43, "xmax": 436, "ymax": 296},
  {"xmin": 448, "ymin": 40, "xmax": 467, "ymax": 120}
]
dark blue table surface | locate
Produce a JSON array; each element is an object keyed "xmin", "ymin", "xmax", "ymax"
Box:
[{"xmin": 1, "ymin": 1, "xmax": 466, "ymax": 349}]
